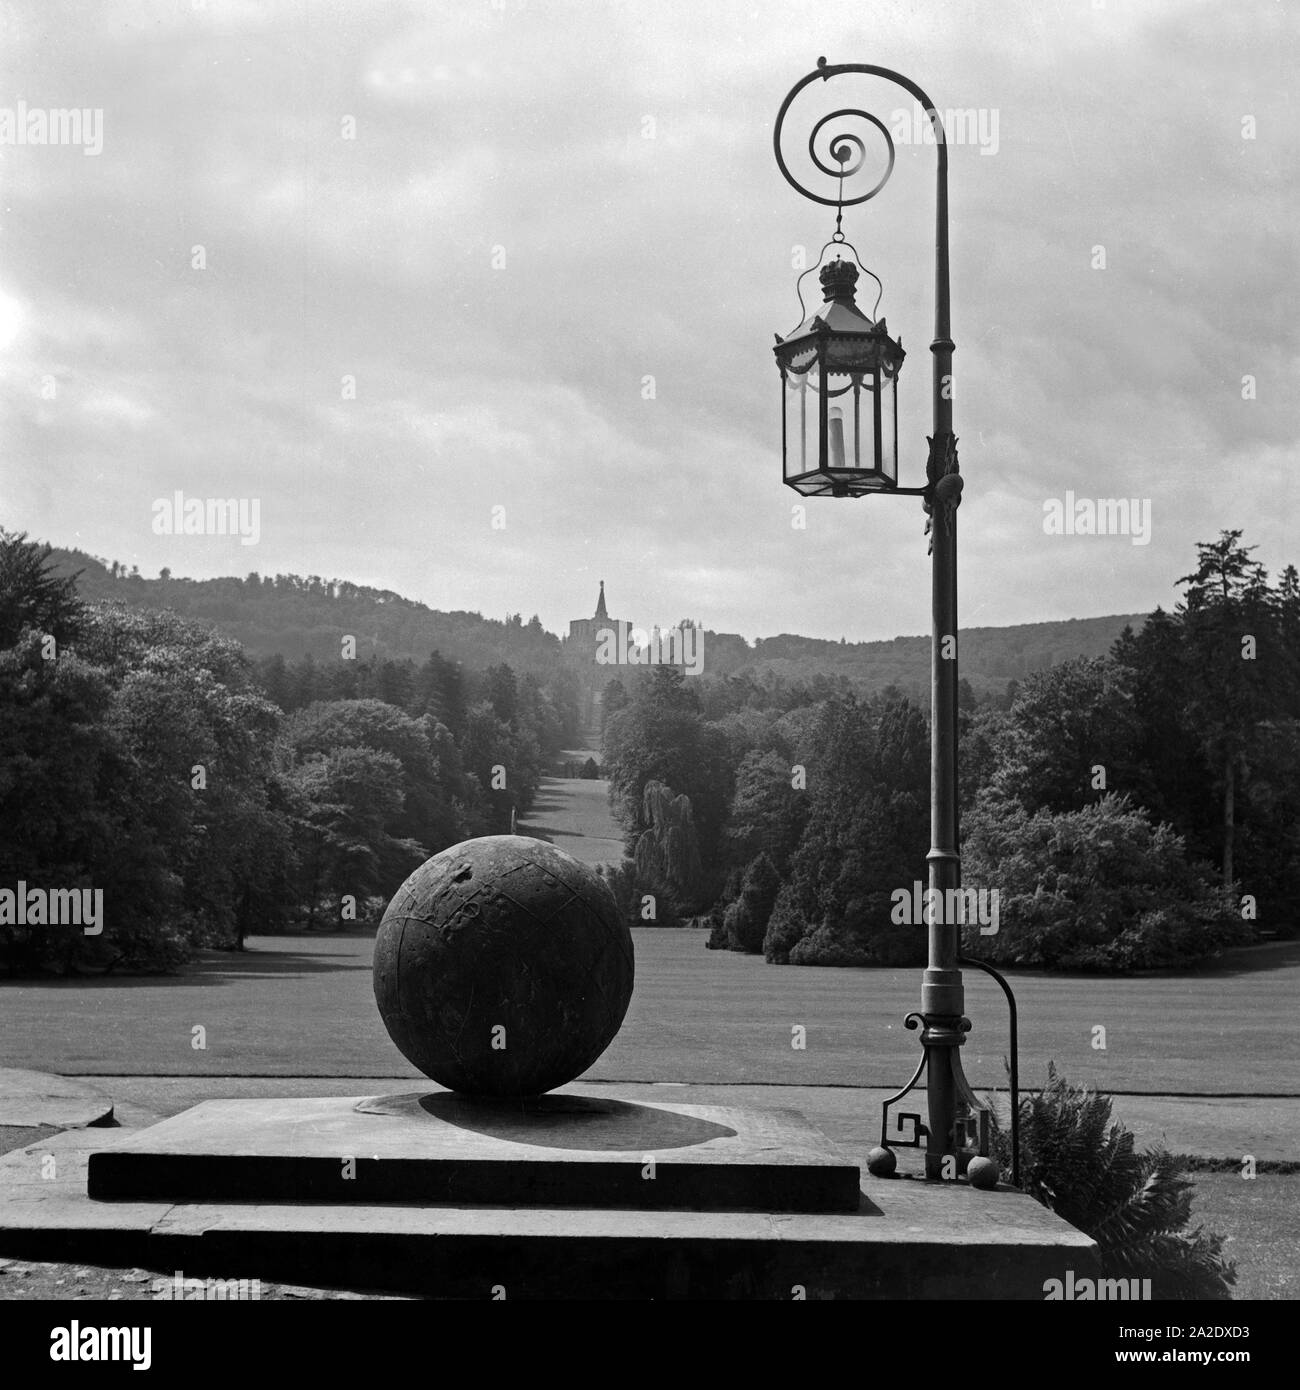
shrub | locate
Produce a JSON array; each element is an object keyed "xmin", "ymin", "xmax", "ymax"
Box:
[
  {"xmin": 763, "ymin": 873, "xmax": 816, "ymax": 963},
  {"xmin": 724, "ymin": 853, "xmax": 781, "ymax": 953},
  {"xmin": 788, "ymin": 918, "xmax": 874, "ymax": 967},
  {"xmin": 992, "ymin": 1065, "xmax": 1236, "ymax": 1299},
  {"xmin": 705, "ymin": 900, "xmax": 729, "ymax": 949},
  {"xmin": 962, "ymin": 793, "xmax": 1245, "ymax": 969}
]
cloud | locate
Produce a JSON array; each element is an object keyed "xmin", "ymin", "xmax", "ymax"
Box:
[
  {"xmin": 0, "ymin": 0, "xmax": 1295, "ymax": 642},
  {"xmin": 79, "ymin": 389, "xmax": 155, "ymax": 427}
]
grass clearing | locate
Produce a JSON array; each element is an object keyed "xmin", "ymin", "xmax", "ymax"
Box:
[{"xmin": 0, "ymin": 930, "xmax": 1295, "ymax": 1095}]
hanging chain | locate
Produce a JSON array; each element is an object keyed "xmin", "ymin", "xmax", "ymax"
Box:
[{"xmin": 832, "ymin": 155, "xmax": 847, "ymax": 242}]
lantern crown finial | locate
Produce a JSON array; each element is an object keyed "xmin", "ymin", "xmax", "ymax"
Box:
[{"xmin": 820, "ymin": 257, "xmax": 859, "ymax": 304}]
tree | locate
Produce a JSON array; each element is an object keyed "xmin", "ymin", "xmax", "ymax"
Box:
[
  {"xmin": 989, "ymin": 657, "xmax": 1139, "ymax": 815},
  {"xmin": 723, "ymin": 852, "xmax": 781, "ymax": 953},
  {"xmin": 600, "ymin": 858, "xmax": 683, "ymax": 930},
  {"xmin": 601, "ymin": 677, "xmax": 629, "ymax": 729},
  {"xmin": 603, "ymin": 666, "xmax": 736, "ymax": 876},
  {"xmin": 0, "ymin": 584, "xmax": 296, "ymax": 972},
  {"xmin": 257, "ymin": 652, "xmax": 292, "ymax": 709},
  {"xmin": 961, "ymin": 793, "xmax": 1244, "ymax": 970},
  {"xmin": 0, "ymin": 529, "xmax": 83, "ymax": 648},
  {"xmin": 1176, "ymin": 531, "xmax": 1282, "ymax": 884},
  {"xmin": 288, "ymin": 698, "xmax": 460, "ymax": 856},
  {"xmin": 957, "ymin": 703, "xmax": 1010, "ymax": 816},
  {"xmin": 763, "ymin": 696, "xmax": 928, "ymax": 967},
  {"xmin": 285, "ymin": 746, "xmax": 423, "ymax": 929},
  {"xmin": 461, "ymin": 699, "xmax": 520, "ymax": 833},
  {"xmin": 290, "ymin": 652, "xmax": 320, "ymax": 709},
  {"xmin": 412, "ymin": 651, "xmax": 463, "ymax": 729},
  {"xmin": 1277, "ymin": 565, "xmax": 1300, "ymax": 719},
  {"xmin": 604, "ymin": 666, "xmax": 703, "ymax": 831},
  {"xmin": 633, "ymin": 781, "xmax": 704, "ymax": 912},
  {"xmin": 483, "ymin": 663, "xmax": 519, "ymax": 724},
  {"xmin": 723, "ymin": 749, "xmax": 808, "ymax": 876},
  {"xmin": 1110, "ymin": 610, "xmax": 1208, "ymax": 840},
  {"xmin": 0, "ymin": 635, "xmax": 185, "ymax": 973},
  {"xmin": 84, "ymin": 605, "xmax": 293, "ymax": 953}
]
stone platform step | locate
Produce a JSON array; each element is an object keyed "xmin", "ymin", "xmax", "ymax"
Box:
[
  {"xmin": 0, "ymin": 1094, "xmax": 1099, "ymax": 1299},
  {"xmin": 86, "ymin": 1093, "xmax": 861, "ymax": 1213}
]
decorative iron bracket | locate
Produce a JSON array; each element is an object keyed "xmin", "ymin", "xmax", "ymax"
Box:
[
  {"xmin": 922, "ymin": 431, "xmax": 961, "ymax": 552},
  {"xmin": 873, "ymin": 1011, "xmax": 993, "ymax": 1178}
]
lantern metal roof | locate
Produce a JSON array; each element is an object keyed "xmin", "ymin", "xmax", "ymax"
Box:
[{"xmin": 773, "ymin": 258, "xmax": 905, "ymax": 377}]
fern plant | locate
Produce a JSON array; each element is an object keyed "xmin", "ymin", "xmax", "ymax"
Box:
[{"xmin": 991, "ymin": 1063, "xmax": 1236, "ymax": 1299}]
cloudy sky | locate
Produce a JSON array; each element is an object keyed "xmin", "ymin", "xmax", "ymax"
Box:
[{"xmin": 0, "ymin": 0, "xmax": 1294, "ymax": 643}]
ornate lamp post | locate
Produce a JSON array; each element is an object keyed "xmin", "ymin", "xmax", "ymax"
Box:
[{"xmin": 773, "ymin": 58, "xmax": 1000, "ymax": 1187}]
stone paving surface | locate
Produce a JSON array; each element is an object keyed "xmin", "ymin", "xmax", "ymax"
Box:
[{"xmin": 5, "ymin": 1072, "xmax": 1288, "ymax": 1161}]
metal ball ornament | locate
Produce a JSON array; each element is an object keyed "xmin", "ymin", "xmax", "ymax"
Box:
[
  {"xmin": 866, "ymin": 1146, "xmax": 898, "ymax": 1177},
  {"xmin": 966, "ymin": 1156, "xmax": 1000, "ymax": 1190}
]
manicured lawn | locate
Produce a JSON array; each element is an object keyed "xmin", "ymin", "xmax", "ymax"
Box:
[
  {"xmin": 515, "ymin": 776, "xmax": 623, "ymax": 868},
  {"xmin": 0, "ymin": 929, "xmax": 1295, "ymax": 1094},
  {"xmin": 1184, "ymin": 1173, "xmax": 1300, "ymax": 1300},
  {"xmin": 605, "ymin": 933, "xmax": 1300, "ymax": 1094}
]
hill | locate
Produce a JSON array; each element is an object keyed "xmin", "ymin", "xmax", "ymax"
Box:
[
  {"xmin": 734, "ymin": 615, "xmax": 1145, "ymax": 698},
  {"xmin": 49, "ymin": 547, "xmax": 1144, "ymax": 697},
  {"xmin": 51, "ymin": 549, "xmax": 563, "ymax": 674}
]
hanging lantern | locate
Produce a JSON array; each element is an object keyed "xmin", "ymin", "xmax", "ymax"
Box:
[{"xmin": 774, "ymin": 256, "xmax": 905, "ymax": 497}]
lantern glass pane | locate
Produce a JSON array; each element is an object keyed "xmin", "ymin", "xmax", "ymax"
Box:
[
  {"xmin": 884, "ymin": 374, "xmax": 898, "ymax": 484},
  {"xmin": 783, "ymin": 368, "xmax": 813, "ymax": 487},
  {"xmin": 871, "ymin": 367, "xmax": 883, "ymax": 480}
]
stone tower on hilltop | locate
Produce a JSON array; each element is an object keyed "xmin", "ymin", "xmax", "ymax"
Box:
[{"xmin": 567, "ymin": 581, "xmax": 620, "ymax": 657}]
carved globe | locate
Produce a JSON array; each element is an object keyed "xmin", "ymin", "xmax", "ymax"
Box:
[{"xmin": 373, "ymin": 835, "xmax": 635, "ymax": 1096}]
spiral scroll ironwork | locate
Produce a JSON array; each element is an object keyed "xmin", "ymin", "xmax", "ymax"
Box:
[
  {"xmin": 774, "ymin": 57, "xmax": 947, "ymax": 210},
  {"xmin": 805, "ymin": 107, "xmax": 895, "ymax": 205},
  {"xmin": 777, "ymin": 101, "xmax": 896, "ymax": 210}
]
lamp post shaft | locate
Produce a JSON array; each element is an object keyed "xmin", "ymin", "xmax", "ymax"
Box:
[
  {"xmin": 924, "ymin": 479, "xmax": 963, "ymax": 1176},
  {"xmin": 923, "ymin": 124, "xmax": 965, "ymax": 1178}
]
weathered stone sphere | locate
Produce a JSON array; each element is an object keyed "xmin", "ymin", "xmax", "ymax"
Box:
[{"xmin": 373, "ymin": 835, "xmax": 634, "ymax": 1096}]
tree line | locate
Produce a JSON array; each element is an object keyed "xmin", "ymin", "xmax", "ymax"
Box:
[{"xmin": 6, "ymin": 527, "xmax": 1293, "ymax": 975}]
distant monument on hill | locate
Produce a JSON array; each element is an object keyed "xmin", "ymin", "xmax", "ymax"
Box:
[
  {"xmin": 567, "ymin": 580, "xmax": 621, "ymax": 658},
  {"xmin": 565, "ymin": 583, "xmax": 703, "ymax": 678}
]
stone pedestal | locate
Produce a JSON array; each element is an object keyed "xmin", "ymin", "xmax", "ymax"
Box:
[
  {"xmin": 0, "ymin": 1089, "xmax": 1099, "ymax": 1299},
  {"xmin": 87, "ymin": 1093, "xmax": 861, "ymax": 1213}
]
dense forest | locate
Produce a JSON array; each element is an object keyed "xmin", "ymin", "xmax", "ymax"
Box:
[
  {"xmin": 4, "ymin": 529, "xmax": 1293, "ymax": 976},
  {"xmin": 1, "ymin": 531, "xmax": 578, "ymax": 972},
  {"xmin": 598, "ymin": 531, "xmax": 1300, "ymax": 970}
]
